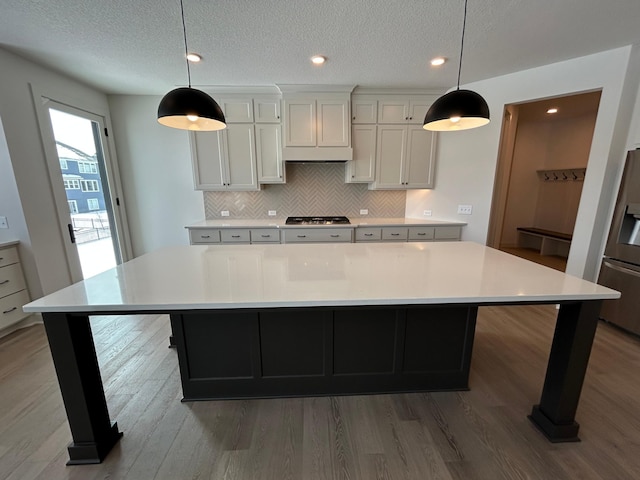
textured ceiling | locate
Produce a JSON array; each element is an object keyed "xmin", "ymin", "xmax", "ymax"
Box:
[{"xmin": 1, "ymin": 0, "xmax": 640, "ymax": 95}]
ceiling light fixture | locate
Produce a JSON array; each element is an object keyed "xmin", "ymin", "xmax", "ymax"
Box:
[
  {"xmin": 430, "ymin": 57, "xmax": 447, "ymax": 66},
  {"xmin": 423, "ymin": 0, "xmax": 490, "ymax": 132},
  {"xmin": 311, "ymin": 55, "xmax": 327, "ymax": 65},
  {"xmin": 547, "ymin": 108, "xmax": 558, "ymax": 114},
  {"xmin": 157, "ymin": 0, "xmax": 226, "ymax": 131},
  {"xmin": 186, "ymin": 53, "xmax": 202, "ymax": 63}
]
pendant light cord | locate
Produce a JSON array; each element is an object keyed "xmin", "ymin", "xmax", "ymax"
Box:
[
  {"xmin": 179, "ymin": 0, "xmax": 192, "ymax": 88},
  {"xmin": 456, "ymin": 0, "xmax": 468, "ymax": 91}
]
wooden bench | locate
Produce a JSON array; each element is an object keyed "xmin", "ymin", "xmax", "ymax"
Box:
[{"xmin": 517, "ymin": 227, "xmax": 572, "ymax": 258}]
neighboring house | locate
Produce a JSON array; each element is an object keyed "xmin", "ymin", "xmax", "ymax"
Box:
[{"xmin": 57, "ymin": 142, "xmax": 104, "ymax": 214}]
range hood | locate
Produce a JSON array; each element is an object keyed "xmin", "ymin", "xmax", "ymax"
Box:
[{"xmin": 283, "ymin": 146, "xmax": 353, "ymax": 163}]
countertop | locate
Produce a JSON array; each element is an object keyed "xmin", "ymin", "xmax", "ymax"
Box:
[
  {"xmin": 24, "ymin": 242, "xmax": 619, "ymax": 313},
  {"xmin": 0, "ymin": 240, "xmax": 19, "ymax": 249},
  {"xmin": 187, "ymin": 218, "xmax": 467, "ymax": 229}
]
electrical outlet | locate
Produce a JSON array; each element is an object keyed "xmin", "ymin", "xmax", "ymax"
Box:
[
  {"xmin": 360, "ymin": 209, "xmax": 368, "ymax": 215},
  {"xmin": 423, "ymin": 210, "xmax": 432, "ymax": 217},
  {"xmin": 268, "ymin": 210, "xmax": 277, "ymax": 216},
  {"xmin": 0, "ymin": 216, "xmax": 7, "ymax": 229},
  {"xmin": 457, "ymin": 204, "xmax": 473, "ymax": 215},
  {"xmin": 221, "ymin": 211, "xmax": 230, "ymax": 217}
]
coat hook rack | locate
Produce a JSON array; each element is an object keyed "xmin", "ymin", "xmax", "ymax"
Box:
[{"xmin": 537, "ymin": 167, "xmax": 586, "ymax": 182}]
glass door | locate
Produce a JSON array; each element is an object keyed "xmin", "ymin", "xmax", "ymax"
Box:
[{"xmin": 46, "ymin": 105, "xmax": 123, "ymax": 279}]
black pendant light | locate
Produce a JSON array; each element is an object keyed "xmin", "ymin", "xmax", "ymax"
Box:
[
  {"xmin": 423, "ymin": 0, "xmax": 490, "ymax": 132},
  {"xmin": 157, "ymin": 0, "xmax": 226, "ymax": 131}
]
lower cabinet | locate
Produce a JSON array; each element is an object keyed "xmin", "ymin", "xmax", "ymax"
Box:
[
  {"xmin": 281, "ymin": 228, "xmax": 353, "ymax": 243},
  {"xmin": 189, "ymin": 228, "xmax": 280, "ymax": 245},
  {"xmin": 355, "ymin": 226, "xmax": 460, "ymax": 242},
  {"xmin": 0, "ymin": 244, "xmax": 31, "ymax": 333},
  {"xmin": 188, "ymin": 225, "xmax": 461, "ymax": 245}
]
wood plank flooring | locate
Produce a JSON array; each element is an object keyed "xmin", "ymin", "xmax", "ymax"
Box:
[{"xmin": 1, "ymin": 305, "xmax": 639, "ymax": 479}]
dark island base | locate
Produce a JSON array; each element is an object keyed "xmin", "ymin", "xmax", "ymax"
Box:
[
  {"xmin": 41, "ymin": 299, "xmax": 602, "ymax": 464},
  {"xmin": 169, "ymin": 305, "xmax": 478, "ymax": 401}
]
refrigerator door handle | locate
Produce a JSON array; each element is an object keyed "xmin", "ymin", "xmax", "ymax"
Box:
[{"xmin": 603, "ymin": 260, "xmax": 640, "ymax": 278}]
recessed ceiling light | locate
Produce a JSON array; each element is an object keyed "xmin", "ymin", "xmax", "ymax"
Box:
[
  {"xmin": 186, "ymin": 53, "xmax": 202, "ymax": 63},
  {"xmin": 311, "ymin": 55, "xmax": 327, "ymax": 65},
  {"xmin": 430, "ymin": 57, "xmax": 447, "ymax": 66},
  {"xmin": 547, "ymin": 108, "xmax": 558, "ymax": 114}
]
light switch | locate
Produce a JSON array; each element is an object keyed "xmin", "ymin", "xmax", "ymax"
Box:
[
  {"xmin": 360, "ymin": 209, "xmax": 368, "ymax": 215},
  {"xmin": 457, "ymin": 205, "xmax": 473, "ymax": 215},
  {"xmin": 221, "ymin": 211, "xmax": 230, "ymax": 217},
  {"xmin": 0, "ymin": 216, "xmax": 8, "ymax": 229},
  {"xmin": 268, "ymin": 210, "xmax": 277, "ymax": 216}
]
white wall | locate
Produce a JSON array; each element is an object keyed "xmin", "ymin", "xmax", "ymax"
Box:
[
  {"xmin": 108, "ymin": 95, "xmax": 204, "ymax": 257},
  {"xmin": 406, "ymin": 45, "xmax": 640, "ymax": 280},
  {"xmin": 0, "ymin": 47, "xmax": 113, "ymax": 296}
]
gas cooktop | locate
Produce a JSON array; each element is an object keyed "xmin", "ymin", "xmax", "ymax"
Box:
[{"xmin": 285, "ymin": 216, "xmax": 350, "ymax": 225}]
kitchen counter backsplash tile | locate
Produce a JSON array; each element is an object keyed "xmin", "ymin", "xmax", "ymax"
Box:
[{"xmin": 204, "ymin": 163, "xmax": 406, "ymax": 219}]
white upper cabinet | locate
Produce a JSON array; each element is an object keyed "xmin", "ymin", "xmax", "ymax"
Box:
[
  {"xmin": 283, "ymin": 97, "xmax": 350, "ymax": 147},
  {"xmin": 190, "ymin": 124, "xmax": 259, "ymax": 191},
  {"xmin": 256, "ymin": 124, "xmax": 285, "ymax": 183},
  {"xmin": 346, "ymin": 125, "xmax": 377, "ymax": 183},
  {"xmin": 351, "ymin": 97, "xmax": 378, "ymax": 124},
  {"xmin": 369, "ymin": 125, "xmax": 436, "ymax": 190},
  {"xmin": 284, "ymin": 99, "xmax": 316, "ymax": 146},
  {"xmin": 254, "ymin": 97, "xmax": 281, "ymax": 123},
  {"xmin": 218, "ymin": 98, "xmax": 254, "ymax": 123},
  {"xmin": 377, "ymin": 96, "xmax": 438, "ymax": 125}
]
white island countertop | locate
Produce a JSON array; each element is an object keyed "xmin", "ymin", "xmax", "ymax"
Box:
[{"xmin": 24, "ymin": 242, "xmax": 619, "ymax": 314}]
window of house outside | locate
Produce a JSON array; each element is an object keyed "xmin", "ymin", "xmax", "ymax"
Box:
[
  {"xmin": 68, "ymin": 200, "xmax": 78, "ymax": 214},
  {"xmin": 87, "ymin": 198, "xmax": 99, "ymax": 210},
  {"xmin": 81, "ymin": 179, "xmax": 99, "ymax": 192},
  {"xmin": 64, "ymin": 179, "xmax": 80, "ymax": 189},
  {"xmin": 60, "ymin": 159, "xmax": 68, "ymax": 170}
]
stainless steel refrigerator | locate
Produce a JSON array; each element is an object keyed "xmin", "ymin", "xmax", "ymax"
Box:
[{"xmin": 598, "ymin": 149, "xmax": 640, "ymax": 335}]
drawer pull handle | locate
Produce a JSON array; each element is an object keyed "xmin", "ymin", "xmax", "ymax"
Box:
[
  {"xmin": 364, "ymin": 233, "xmax": 374, "ymax": 237},
  {"xmin": 330, "ymin": 235, "xmax": 340, "ymax": 238},
  {"xmin": 417, "ymin": 233, "xmax": 426, "ymax": 236},
  {"xmin": 261, "ymin": 235, "xmax": 271, "ymax": 238},
  {"xmin": 201, "ymin": 235, "xmax": 211, "ymax": 239},
  {"xmin": 391, "ymin": 233, "xmax": 400, "ymax": 236},
  {"xmin": 0, "ymin": 279, "xmax": 9, "ymax": 285},
  {"xmin": 2, "ymin": 307, "xmax": 17, "ymax": 314},
  {"xmin": 231, "ymin": 235, "xmax": 241, "ymax": 238},
  {"xmin": 297, "ymin": 235, "xmax": 307, "ymax": 238}
]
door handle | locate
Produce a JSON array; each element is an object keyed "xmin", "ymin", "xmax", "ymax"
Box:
[
  {"xmin": 603, "ymin": 260, "xmax": 640, "ymax": 278},
  {"xmin": 68, "ymin": 223, "xmax": 76, "ymax": 244},
  {"xmin": 0, "ymin": 279, "xmax": 9, "ymax": 285}
]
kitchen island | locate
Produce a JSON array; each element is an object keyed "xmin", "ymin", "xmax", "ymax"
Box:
[{"xmin": 24, "ymin": 242, "xmax": 619, "ymax": 464}]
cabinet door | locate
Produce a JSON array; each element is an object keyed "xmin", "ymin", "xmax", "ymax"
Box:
[
  {"xmin": 219, "ymin": 98, "xmax": 254, "ymax": 123},
  {"xmin": 256, "ymin": 124, "xmax": 285, "ymax": 184},
  {"xmin": 378, "ymin": 100, "xmax": 409, "ymax": 124},
  {"xmin": 254, "ymin": 98, "xmax": 281, "ymax": 123},
  {"xmin": 190, "ymin": 131, "xmax": 226, "ymax": 190},
  {"xmin": 405, "ymin": 127, "xmax": 436, "ymax": 189},
  {"xmin": 407, "ymin": 100, "xmax": 432, "ymax": 124},
  {"xmin": 317, "ymin": 99, "xmax": 349, "ymax": 147},
  {"xmin": 346, "ymin": 125, "xmax": 376, "ymax": 183},
  {"xmin": 352, "ymin": 98, "xmax": 377, "ymax": 124},
  {"xmin": 372, "ymin": 126, "xmax": 406, "ymax": 189},
  {"xmin": 225, "ymin": 124, "xmax": 259, "ymax": 190},
  {"xmin": 284, "ymin": 99, "xmax": 315, "ymax": 146}
]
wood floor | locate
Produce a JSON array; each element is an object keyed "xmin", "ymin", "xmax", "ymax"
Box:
[{"xmin": 1, "ymin": 306, "xmax": 639, "ymax": 479}]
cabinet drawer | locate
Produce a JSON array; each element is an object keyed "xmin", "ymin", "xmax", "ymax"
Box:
[
  {"xmin": 221, "ymin": 229, "xmax": 251, "ymax": 243},
  {"xmin": 189, "ymin": 229, "xmax": 221, "ymax": 244},
  {"xmin": 382, "ymin": 227, "xmax": 408, "ymax": 241},
  {"xmin": 283, "ymin": 228, "xmax": 353, "ymax": 243},
  {"xmin": 355, "ymin": 227, "xmax": 382, "ymax": 242},
  {"xmin": 434, "ymin": 226, "xmax": 461, "ymax": 240},
  {"xmin": 0, "ymin": 246, "xmax": 19, "ymax": 268},
  {"xmin": 250, "ymin": 229, "xmax": 280, "ymax": 243},
  {"xmin": 408, "ymin": 227, "xmax": 435, "ymax": 241},
  {"xmin": 0, "ymin": 263, "xmax": 26, "ymax": 299},
  {"xmin": 0, "ymin": 290, "xmax": 30, "ymax": 330}
]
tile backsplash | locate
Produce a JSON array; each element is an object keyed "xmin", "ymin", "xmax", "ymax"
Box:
[{"xmin": 204, "ymin": 163, "xmax": 406, "ymax": 219}]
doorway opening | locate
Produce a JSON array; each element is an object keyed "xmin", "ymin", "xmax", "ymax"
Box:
[
  {"xmin": 47, "ymin": 107, "xmax": 121, "ymax": 279},
  {"xmin": 487, "ymin": 91, "xmax": 602, "ymax": 272}
]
